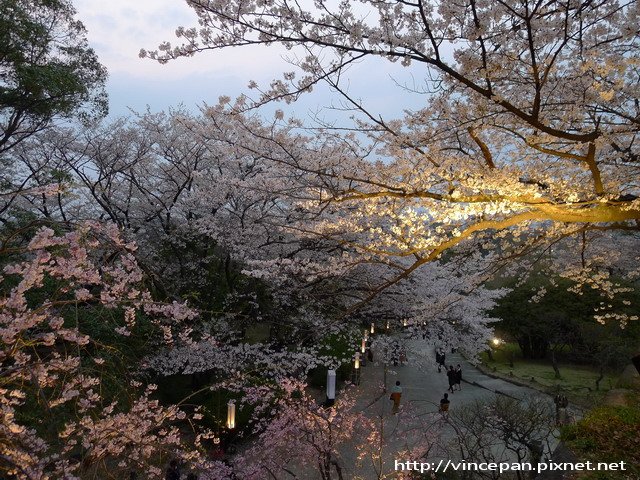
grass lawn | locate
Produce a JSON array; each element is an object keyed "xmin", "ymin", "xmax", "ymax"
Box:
[{"xmin": 480, "ymin": 343, "xmax": 619, "ymax": 407}]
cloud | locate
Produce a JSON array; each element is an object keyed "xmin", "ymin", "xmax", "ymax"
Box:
[
  {"xmin": 75, "ymin": 0, "xmax": 289, "ymax": 78},
  {"xmin": 73, "ymin": 0, "xmax": 426, "ymax": 121}
]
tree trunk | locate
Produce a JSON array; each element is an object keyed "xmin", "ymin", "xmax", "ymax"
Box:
[{"xmin": 595, "ymin": 365, "xmax": 604, "ymax": 391}]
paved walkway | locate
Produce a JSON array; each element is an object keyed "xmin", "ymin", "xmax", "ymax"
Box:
[{"xmin": 329, "ymin": 336, "xmax": 555, "ymax": 479}]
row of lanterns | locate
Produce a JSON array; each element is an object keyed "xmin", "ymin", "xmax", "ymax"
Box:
[
  {"xmin": 327, "ymin": 318, "xmax": 416, "ymax": 404},
  {"xmin": 355, "ymin": 319, "xmax": 411, "ymax": 369}
]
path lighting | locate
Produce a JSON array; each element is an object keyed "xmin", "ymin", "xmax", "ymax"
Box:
[
  {"xmin": 226, "ymin": 400, "xmax": 236, "ymax": 429},
  {"xmin": 492, "ymin": 337, "xmax": 501, "ymax": 347},
  {"xmin": 403, "ymin": 318, "xmax": 408, "ymax": 327},
  {"xmin": 370, "ymin": 322, "xmax": 375, "ymax": 334},
  {"xmin": 354, "ymin": 352, "xmax": 360, "ymax": 370},
  {"xmin": 361, "ymin": 337, "xmax": 366, "ymax": 354},
  {"xmin": 364, "ymin": 329, "xmax": 369, "ymax": 339},
  {"xmin": 386, "ymin": 320, "xmax": 390, "ymax": 330},
  {"xmin": 326, "ymin": 369, "xmax": 336, "ymax": 406}
]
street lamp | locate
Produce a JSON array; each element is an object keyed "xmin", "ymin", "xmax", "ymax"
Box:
[{"xmin": 489, "ymin": 337, "xmax": 505, "ymax": 364}]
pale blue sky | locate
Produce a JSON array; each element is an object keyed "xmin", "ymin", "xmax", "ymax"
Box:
[{"xmin": 74, "ymin": 0, "xmax": 428, "ymax": 123}]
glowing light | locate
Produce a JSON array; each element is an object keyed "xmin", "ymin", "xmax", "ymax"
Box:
[
  {"xmin": 354, "ymin": 352, "xmax": 360, "ymax": 369},
  {"xmin": 361, "ymin": 337, "xmax": 366, "ymax": 354},
  {"xmin": 370, "ymin": 322, "xmax": 375, "ymax": 334},
  {"xmin": 492, "ymin": 338, "xmax": 501, "ymax": 346},
  {"xmin": 226, "ymin": 400, "xmax": 236, "ymax": 429}
]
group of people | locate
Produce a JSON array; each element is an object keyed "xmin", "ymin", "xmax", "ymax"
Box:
[
  {"xmin": 436, "ymin": 348, "xmax": 462, "ymax": 392},
  {"xmin": 446, "ymin": 364, "xmax": 463, "ymax": 393},
  {"xmin": 389, "ymin": 348, "xmax": 465, "ymax": 415}
]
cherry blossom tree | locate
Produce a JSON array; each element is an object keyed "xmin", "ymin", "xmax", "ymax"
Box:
[
  {"xmin": 231, "ymin": 378, "xmax": 447, "ymax": 480},
  {"xmin": 144, "ymin": 0, "xmax": 640, "ymax": 315},
  {"xmin": 0, "ymin": 221, "xmax": 227, "ymax": 479}
]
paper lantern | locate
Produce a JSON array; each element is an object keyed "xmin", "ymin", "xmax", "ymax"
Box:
[{"xmin": 226, "ymin": 400, "xmax": 236, "ymax": 429}]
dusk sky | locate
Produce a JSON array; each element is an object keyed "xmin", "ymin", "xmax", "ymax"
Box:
[{"xmin": 73, "ymin": 0, "xmax": 425, "ymax": 122}]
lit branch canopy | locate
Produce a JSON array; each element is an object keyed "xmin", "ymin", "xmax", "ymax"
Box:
[{"xmin": 145, "ymin": 0, "xmax": 640, "ymax": 296}]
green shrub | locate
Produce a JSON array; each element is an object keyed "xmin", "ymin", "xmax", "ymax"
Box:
[{"xmin": 562, "ymin": 403, "xmax": 640, "ymax": 479}]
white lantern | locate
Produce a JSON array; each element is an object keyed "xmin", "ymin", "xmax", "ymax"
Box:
[
  {"xmin": 403, "ymin": 318, "xmax": 408, "ymax": 327},
  {"xmin": 386, "ymin": 320, "xmax": 390, "ymax": 330},
  {"xmin": 354, "ymin": 352, "xmax": 360, "ymax": 370},
  {"xmin": 326, "ymin": 369, "xmax": 336, "ymax": 401},
  {"xmin": 361, "ymin": 337, "xmax": 366, "ymax": 354},
  {"xmin": 226, "ymin": 400, "xmax": 236, "ymax": 429},
  {"xmin": 370, "ymin": 322, "xmax": 375, "ymax": 334}
]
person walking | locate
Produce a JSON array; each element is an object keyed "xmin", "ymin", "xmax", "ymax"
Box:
[
  {"xmin": 439, "ymin": 349, "xmax": 446, "ymax": 372},
  {"xmin": 439, "ymin": 393, "xmax": 450, "ymax": 417},
  {"xmin": 454, "ymin": 364, "xmax": 462, "ymax": 391},
  {"xmin": 390, "ymin": 381, "xmax": 403, "ymax": 414},
  {"xmin": 392, "ymin": 342, "xmax": 400, "ymax": 366},
  {"xmin": 446, "ymin": 366, "xmax": 456, "ymax": 393},
  {"xmin": 554, "ymin": 394, "xmax": 569, "ymax": 425}
]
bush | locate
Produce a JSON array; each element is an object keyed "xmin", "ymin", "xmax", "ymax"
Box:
[{"xmin": 562, "ymin": 402, "xmax": 640, "ymax": 479}]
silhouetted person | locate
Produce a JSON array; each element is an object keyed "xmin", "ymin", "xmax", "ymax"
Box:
[
  {"xmin": 437, "ymin": 349, "xmax": 446, "ymax": 372},
  {"xmin": 554, "ymin": 394, "xmax": 569, "ymax": 425},
  {"xmin": 447, "ymin": 365, "xmax": 456, "ymax": 393},
  {"xmin": 454, "ymin": 364, "xmax": 462, "ymax": 390},
  {"xmin": 439, "ymin": 393, "xmax": 450, "ymax": 416}
]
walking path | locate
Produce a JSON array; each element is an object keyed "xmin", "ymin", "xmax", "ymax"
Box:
[{"xmin": 327, "ymin": 336, "xmax": 557, "ymax": 479}]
